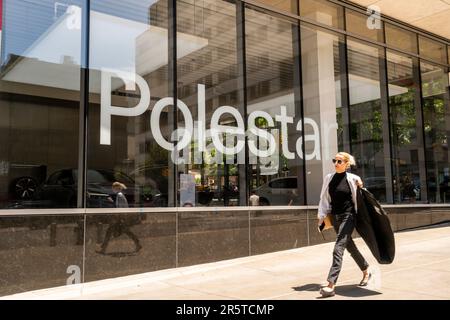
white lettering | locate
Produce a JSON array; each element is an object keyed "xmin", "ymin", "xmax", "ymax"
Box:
[
  {"xmin": 150, "ymin": 97, "xmax": 193, "ymax": 151},
  {"xmin": 177, "ymin": 304, "xmax": 210, "ymax": 317},
  {"xmin": 296, "ymin": 117, "xmax": 321, "ymax": 161},
  {"xmin": 210, "ymin": 106, "xmax": 245, "ymax": 156},
  {"xmin": 100, "ymin": 69, "xmax": 150, "ymax": 145},
  {"xmin": 275, "ymin": 105, "xmax": 295, "ymax": 160},
  {"xmin": 197, "ymin": 84, "xmax": 206, "ymax": 152},
  {"xmin": 248, "ymin": 111, "xmax": 276, "ymax": 158},
  {"xmin": 99, "ymin": 70, "xmax": 325, "ymax": 164}
]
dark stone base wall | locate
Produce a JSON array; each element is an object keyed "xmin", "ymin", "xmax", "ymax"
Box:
[{"xmin": 0, "ymin": 206, "xmax": 449, "ymax": 296}]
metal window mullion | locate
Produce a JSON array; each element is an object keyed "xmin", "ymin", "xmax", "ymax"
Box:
[
  {"xmin": 415, "ymin": 56, "xmax": 429, "ymax": 203},
  {"xmin": 445, "ymin": 66, "xmax": 450, "ymax": 202},
  {"xmin": 77, "ymin": 0, "xmax": 90, "ymax": 285},
  {"xmin": 293, "ymin": 4, "xmax": 306, "ymax": 205},
  {"xmin": 168, "ymin": 0, "xmax": 178, "ymax": 209},
  {"xmin": 380, "ymin": 44, "xmax": 394, "ymax": 204},
  {"xmin": 77, "ymin": 1, "xmax": 90, "ymax": 210},
  {"xmin": 0, "ymin": 2, "xmax": 7, "ymax": 65},
  {"xmin": 168, "ymin": 0, "xmax": 179, "ymax": 267},
  {"xmin": 415, "ymin": 31, "xmax": 430, "ymax": 203},
  {"xmin": 447, "ymin": 45, "xmax": 450, "ymax": 66},
  {"xmin": 340, "ymin": 7, "xmax": 352, "ymax": 154},
  {"xmin": 236, "ymin": 0, "xmax": 249, "ymax": 207},
  {"xmin": 445, "ymin": 65, "xmax": 450, "ymax": 204}
]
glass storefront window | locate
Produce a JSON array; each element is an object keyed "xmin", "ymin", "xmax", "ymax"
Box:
[
  {"xmin": 385, "ymin": 23, "xmax": 418, "ymax": 54},
  {"xmin": 387, "ymin": 51, "xmax": 425, "ymax": 203},
  {"xmin": 0, "ymin": 0, "xmax": 82, "ymax": 209},
  {"xmin": 301, "ymin": 24, "xmax": 345, "ymax": 204},
  {"xmin": 87, "ymin": 0, "xmax": 170, "ymax": 208},
  {"xmin": 176, "ymin": 0, "xmax": 243, "ymax": 207},
  {"xmin": 252, "ymin": 0, "xmax": 298, "ymax": 14},
  {"xmin": 421, "ymin": 61, "xmax": 450, "ymax": 203},
  {"xmin": 245, "ymin": 7, "xmax": 303, "ymax": 206},
  {"xmin": 345, "ymin": 9, "xmax": 384, "ymax": 43},
  {"xmin": 1, "ymin": 0, "xmax": 449, "ymax": 212},
  {"xmin": 300, "ymin": 0, "xmax": 344, "ymax": 29},
  {"xmin": 347, "ymin": 39, "xmax": 387, "ymax": 202},
  {"xmin": 419, "ymin": 36, "xmax": 447, "ymax": 65}
]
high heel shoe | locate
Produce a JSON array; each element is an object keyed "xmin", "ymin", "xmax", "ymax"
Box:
[{"xmin": 359, "ymin": 272, "xmax": 371, "ymax": 286}]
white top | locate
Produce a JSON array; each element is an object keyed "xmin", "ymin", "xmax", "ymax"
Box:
[
  {"xmin": 249, "ymin": 194, "xmax": 260, "ymax": 206},
  {"xmin": 115, "ymin": 192, "xmax": 129, "ymax": 208},
  {"xmin": 317, "ymin": 172, "xmax": 363, "ymax": 219}
]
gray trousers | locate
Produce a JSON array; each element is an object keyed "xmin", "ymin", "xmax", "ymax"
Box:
[{"xmin": 327, "ymin": 211, "xmax": 369, "ymax": 284}]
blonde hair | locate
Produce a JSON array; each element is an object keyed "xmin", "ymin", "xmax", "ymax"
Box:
[
  {"xmin": 112, "ymin": 182, "xmax": 127, "ymax": 190},
  {"xmin": 336, "ymin": 152, "xmax": 356, "ymax": 168}
]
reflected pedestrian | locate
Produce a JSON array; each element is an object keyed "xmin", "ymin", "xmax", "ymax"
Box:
[
  {"xmin": 317, "ymin": 152, "xmax": 370, "ymax": 297},
  {"xmin": 96, "ymin": 182, "xmax": 142, "ymax": 254},
  {"xmin": 287, "ymin": 189, "xmax": 297, "ymax": 206},
  {"xmin": 402, "ymin": 176, "xmax": 416, "ymax": 203},
  {"xmin": 249, "ymin": 190, "xmax": 260, "ymax": 206}
]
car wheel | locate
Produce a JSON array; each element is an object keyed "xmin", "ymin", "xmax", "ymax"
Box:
[{"xmin": 11, "ymin": 176, "xmax": 38, "ymax": 200}]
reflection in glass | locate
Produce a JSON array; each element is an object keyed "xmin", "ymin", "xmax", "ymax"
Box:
[
  {"xmin": 347, "ymin": 40, "xmax": 387, "ymax": 202},
  {"xmin": 250, "ymin": 209, "xmax": 308, "ymax": 254},
  {"xmin": 178, "ymin": 210, "xmax": 249, "ymax": 266},
  {"xmin": 385, "ymin": 23, "xmax": 417, "ymax": 54},
  {"xmin": 0, "ymin": 214, "xmax": 84, "ymax": 296},
  {"xmin": 421, "ymin": 62, "xmax": 450, "ymax": 203},
  {"xmin": 85, "ymin": 212, "xmax": 176, "ymax": 282},
  {"xmin": 300, "ymin": 0, "xmax": 344, "ymax": 29},
  {"xmin": 0, "ymin": 0, "xmax": 81, "ymax": 209},
  {"xmin": 387, "ymin": 51, "xmax": 424, "ymax": 203},
  {"xmin": 252, "ymin": 0, "xmax": 297, "ymax": 14},
  {"xmin": 88, "ymin": 0, "xmax": 170, "ymax": 208},
  {"xmin": 245, "ymin": 7, "xmax": 303, "ymax": 206},
  {"xmin": 301, "ymin": 25, "xmax": 345, "ymax": 204},
  {"xmin": 177, "ymin": 0, "xmax": 242, "ymax": 207},
  {"xmin": 346, "ymin": 9, "xmax": 383, "ymax": 43},
  {"xmin": 419, "ymin": 36, "xmax": 447, "ymax": 65}
]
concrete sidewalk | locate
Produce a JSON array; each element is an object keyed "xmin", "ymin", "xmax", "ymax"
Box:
[{"xmin": 3, "ymin": 224, "xmax": 450, "ymax": 300}]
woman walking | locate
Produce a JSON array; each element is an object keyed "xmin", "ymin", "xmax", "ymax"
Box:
[{"xmin": 318, "ymin": 152, "xmax": 370, "ymax": 297}]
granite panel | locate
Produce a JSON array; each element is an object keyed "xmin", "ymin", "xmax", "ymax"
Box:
[
  {"xmin": 0, "ymin": 214, "xmax": 84, "ymax": 296},
  {"xmin": 84, "ymin": 212, "xmax": 176, "ymax": 282},
  {"xmin": 250, "ymin": 209, "xmax": 309, "ymax": 255},
  {"xmin": 178, "ymin": 210, "xmax": 249, "ymax": 267}
]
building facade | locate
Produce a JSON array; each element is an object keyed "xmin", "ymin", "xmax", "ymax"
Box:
[{"xmin": 0, "ymin": 0, "xmax": 449, "ymax": 295}]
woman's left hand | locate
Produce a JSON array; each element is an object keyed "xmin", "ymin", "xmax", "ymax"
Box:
[{"xmin": 356, "ymin": 180, "xmax": 363, "ymax": 188}]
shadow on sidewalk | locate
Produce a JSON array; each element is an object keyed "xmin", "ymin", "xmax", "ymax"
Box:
[
  {"xmin": 334, "ymin": 285, "xmax": 382, "ymax": 298},
  {"xmin": 292, "ymin": 283, "xmax": 322, "ymax": 292},
  {"xmin": 293, "ymin": 283, "xmax": 382, "ymax": 298}
]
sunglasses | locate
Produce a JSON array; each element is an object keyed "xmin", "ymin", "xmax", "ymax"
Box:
[{"xmin": 332, "ymin": 159, "xmax": 345, "ymax": 165}]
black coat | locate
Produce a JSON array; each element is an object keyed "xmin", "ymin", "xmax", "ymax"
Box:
[{"xmin": 356, "ymin": 188, "xmax": 395, "ymax": 264}]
